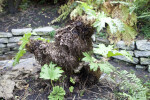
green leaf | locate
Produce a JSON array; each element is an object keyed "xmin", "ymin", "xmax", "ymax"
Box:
[
  {"xmin": 98, "ymin": 62, "xmax": 115, "ymax": 74},
  {"xmin": 70, "ymin": 77, "xmax": 75, "ymax": 84},
  {"xmin": 119, "ymin": 50, "xmax": 133, "ymax": 61},
  {"xmin": 13, "ymin": 32, "xmax": 32, "ymax": 66},
  {"xmin": 40, "ymin": 62, "xmax": 64, "ymax": 81},
  {"xmin": 89, "ymin": 62, "xmax": 99, "ymax": 71},
  {"xmin": 69, "ymin": 86, "xmax": 74, "ymax": 93},
  {"xmin": 93, "ymin": 44, "xmax": 133, "ymax": 61},
  {"xmin": 107, "ymin": 51, "xmax": 123, "ymax": 57},
  {"xmin": 93, "ymin": 44, "xmax": 114, "ymax": 57},
  {"xmin": 82, "ymin": 52, "xmax": 93, "ymax": 62},
  {"xmin": 48, "ymin": 86, "xmax": 66, "ymax": 100}
]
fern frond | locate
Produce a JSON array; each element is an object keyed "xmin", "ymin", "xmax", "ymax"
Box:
[
  {"xmin": 13, "ymin": 32, "xmax": 32, "ymax": 66},
  {"xmin": 51, "ymin": 1, "xmax": 77, "ymax": 23},
  {"xmin": 115, "ymin": 70, "xmax": 148, "ymax": 100},
  {"xmin": 70, "ymin": 5, "xmax": 83, "ymax": 20}
]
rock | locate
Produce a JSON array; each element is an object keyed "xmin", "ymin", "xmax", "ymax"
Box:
[
  {"xmin": 33, "ymin": 26, "xmax": 54, "ymax": 35},
  {"xmin": 92, "ymin": 34, "xmax": 96, "ymax": 41},
  {"xmin": 135, "ymin": 65, "xmax": 146, "ymax": 70},
  {"xmin": 0, "ymin": 80, "xmax": 15, "ymax": 99},
  {"xmin": 136, "ymin": 40, "xmax": 150, "ymax": 50},
  {"xmin": 12, "ymin": 28, "xmax": 32, "ymax": 35},
  {"xmin": 96, "ymin": 37, "xmax": 110, "ymax": 44},
  {"xmin": 0, "ymin": 32, "xmax": 12, "ymax": 37},
  {"xmin": 113, "ymin": 56, "xmax": 139, "ymax": 64},
  {"xmin": 0, "ymin": 44, "xmax": 6, "ymax": 48},
  {"xmin": 7, "ymin": 43, "xmax": 19, "ymax": 48},
  {"xmin": 116, "ymin": 41, "xmax": 135, "ymax": 50},
  {"xmin": 8, "ymin": 37, "xmax": 22, "ymax": 43},
  {"xmin": 42, "ymin": 36, "xmax": 51, "ymax": 40},
  {"xmin": 0, "ymin": 48, "xmax": 10, "ymax": 54},
  {"xmin": 127, "ymin": 51, "xmax": 134, "ymax": 56},
  {"xmin": 12, "ymin": 47, "xmax": 19, "ymax": 51},
  {"xmin": 140, "ymin": 58, "xmax": 150, "ymax": 65},
  {"xmin": 134, "ymin": 50, "xmax": 150, "ymax": 57},
  {"xmin": 0, "ymin": 60, "xmax": 12, "ymax": 68},
  {"xmin": 148, "ymin": 65, "xmax": 150, "ymax": 73},
  {"xmin": 0, "ymin": 58, "xmax": 38, "ymax": 71},
  {"xmin": 0, "ymin": 38, "xmax": 8, "ymax": 43},
  {"xmin": 4, "ymin": 51, "xmax": 17, "ymax": 55},
  {"xmin": 0, "ymin": 57, "xmax": 41, "ymax": 99},
  {"xmin": 30, "ymin": 36, "xmax": 40, "ymax": 39}
]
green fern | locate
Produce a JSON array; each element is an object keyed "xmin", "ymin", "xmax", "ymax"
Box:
[
  {"xmin": 70, "ymin": 5, "xmax": 83, "ymax": 20},
  {"xmin": 114, "ymin": 70, "xmax": 149, "ymax": 100},
  {"xmin": 13, "ymin": 32, "xmax": 32, "ymax": 66},
  {"xmin": 51, "ymin": 1, "xmax": 77, "ymax": 23}
]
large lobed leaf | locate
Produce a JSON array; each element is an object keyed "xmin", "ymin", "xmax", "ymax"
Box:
[{"xmin": 40, "ymin": 62, "xmax": 64, "ymax": 81}]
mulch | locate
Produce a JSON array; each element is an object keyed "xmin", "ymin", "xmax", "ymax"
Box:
[{"xmin": 0, "ymin": 4, "xmax": 65, "ymax": 32}]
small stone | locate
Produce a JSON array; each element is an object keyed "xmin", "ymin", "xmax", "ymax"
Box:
[
  {"xmin": 12, "ymin": 28, "xmax": 32, "ymax": 35},
  {"xmin": 96, "ymin": 37, "xmax": 110, "ymax": 44},
  {"xmin": 30, "ymin": 36, "xmax": 40, "ymax": 39},
  {"xmin": 0, "ymin": 48, "xmax": 10, "ymax": 54},
  {"xmin": 0, "ymin": 80, "xmax": 15, "ymax": 99},
  {"xmin": 0, "ymin": 38, "xmax": 8, "ymax": 43},
  {"xmin": 135, "ymin": 65, "xmax": 146, "ymax": 70},
  {"xmin": 148, "ymin": 65, "xmax": 150, "ymax": 73},
  {"xmin": 4, "ymin": 51, "xmax": 17, "ymax": 55},
  {"xmin": 113, "ymin": 56, "xmax": 139, "ymax": 64},
  {"xmin": 140, "ymin": 58, "xmax": 150, "ymax": 65},
  {"xmin": 0, "ymin": 32, "xmax": 12, "ymax": 37},
  {"xmin": 8, "ymin": 37, "xmax": 22, "ymax": 43},
  {"xmin": 0, "ymin": 44, "xmax": 6, "ymax": 48},
  {"xmin": 33, "ymin": 26, "xmax": 54, "ymax": 35},
  {"xmin": 134, "ymin": 50, "xmax": 150, "ymax": 57},
  {"xmin": 127, "ymin": 51, "xmax": 134, "ymax": 56},
  {"xmin": 7, "ymin": 43, "xmax": 19, "ymax": 48},
  {"xmin": 136, "ymin": 40, "xmax": 150, "ymax": 50},
  {"xmin": 116, "ymin": 41, "xmax": 135, "ymax": 50},
  {"xmin": 12, "ymin": 47, "xmax": 19, "ymax": 51},
  {"xmin": 42, "ymin": 36, "xmax": 51, "ymax": 40}
]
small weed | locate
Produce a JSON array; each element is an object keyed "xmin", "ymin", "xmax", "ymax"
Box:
[
  {"xmin": 69, "ymin": 86, "xmax": 74, "ymax": 93},
  {"xmin": 80, "ymin": 90, "xmax": 85, "ymax": 96},
  {"xmin": 48, "ymin": 30, "xmax": 56, "ymax": 38}
]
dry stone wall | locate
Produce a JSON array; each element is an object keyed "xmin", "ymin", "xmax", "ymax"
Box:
[
  {"xmin": 96, "ymin": 38, "xmax": 150, "ymax": 72},
  {"xmin": 0, "ymin": 27, "xmax": 54, "ymax": 56},
  {"xmin": 0, "ymin": 27, "xmax": 150, "ymax": 72}
]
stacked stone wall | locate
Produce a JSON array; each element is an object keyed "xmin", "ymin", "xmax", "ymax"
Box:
[
  {"xmin": 0, "ymin": 27, "xmax": 54, "ymax": 56},
  {"xmin": 0, "ymin": 27, "xmax": 150, "ymax": 72},
  {"xmin": 96, "ymin": 38, "xmax": 150, "ymax": 72}
]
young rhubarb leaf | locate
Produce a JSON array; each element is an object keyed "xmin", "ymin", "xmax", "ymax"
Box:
[
  {"xmin": 48, "ymin": 86, "xmax": 66, "ymax": 100},
  {"xmin": 40, "ymin": 62, "xmax": 64, "ymax": 81}
]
